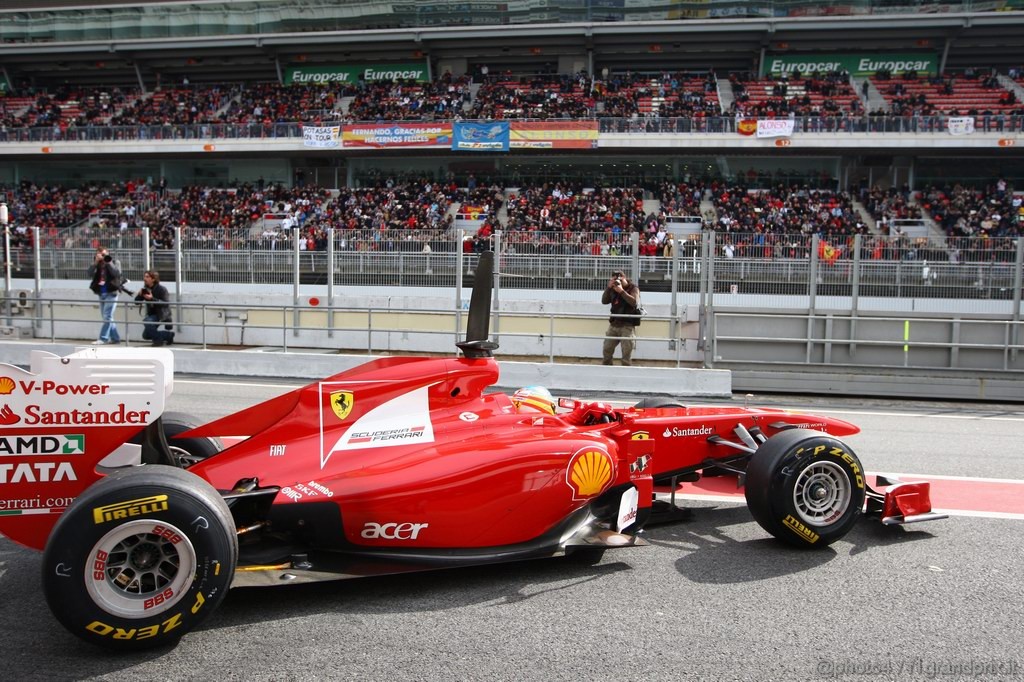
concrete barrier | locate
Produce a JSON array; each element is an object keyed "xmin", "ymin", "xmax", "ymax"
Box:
[{"xmin": 0, "ymin": 341, "xmax": 734, "ymax": 399}]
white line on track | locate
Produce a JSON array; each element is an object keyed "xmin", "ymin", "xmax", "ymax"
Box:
[
  {"xmin": 659, "ymin": 494, "xmax": 1024, "ymax": 520},
  {"xmin": 796, "ymin": 407, "xmax": 1024, "ymax": 423},
  {"xmin": 872, "ymin": 471, "xmax": 1024, "ymax": 485}
]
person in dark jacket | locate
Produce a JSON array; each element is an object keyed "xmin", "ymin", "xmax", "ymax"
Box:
[
  {"xmin": 600, "ymin": 269, "xmax": 641, "ymax": 366},
  {"xmin": 87, "ymin": 247, "xmax": 123, "ymax": 344},
  {"xmin": 134, "ymin": 270, "xmax": 175, "ymax": 347}
]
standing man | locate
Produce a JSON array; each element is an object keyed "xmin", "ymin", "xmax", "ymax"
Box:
[
  {"xmin": 601, "ymin": 269, "xmax": 641, "ymax": 366},
  {"xmin": 134, "ymin": 270, "xmax": 174, "ymax": 346},
  {"xmin": 87, "ymin": 247, "xmax": 123, "ymax": 345}
]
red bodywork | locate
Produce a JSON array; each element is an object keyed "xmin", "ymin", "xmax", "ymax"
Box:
[{"xmin": 1, "ymin": 350, "xmax": 871, "ymax": 557}]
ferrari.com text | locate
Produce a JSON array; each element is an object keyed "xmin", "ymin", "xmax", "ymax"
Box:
[{"xmin": 815, "ymin": 658, "xmax": 1021, "ymax": 679}]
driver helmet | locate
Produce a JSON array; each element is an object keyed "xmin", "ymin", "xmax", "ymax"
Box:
[{"xmin": 512, "ymin": 385, "xmax": 556, "ymax": 415}]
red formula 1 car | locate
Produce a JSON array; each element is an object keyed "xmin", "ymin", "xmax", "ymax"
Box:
[{"xmin": 0, "ymin": 253, "xmax": 944, "ymax": 650}]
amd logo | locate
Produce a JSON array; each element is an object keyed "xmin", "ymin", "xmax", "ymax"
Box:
[{"xmin": 360, "ymin": 522, "xmax": 428, "ymax": 540}]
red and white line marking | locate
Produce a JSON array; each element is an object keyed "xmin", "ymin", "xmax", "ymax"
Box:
[{"xmin": 658, "ymin": 473, "xmax": 1024, "ymax": 521}]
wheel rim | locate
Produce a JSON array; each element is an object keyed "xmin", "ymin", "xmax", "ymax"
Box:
[
  {"xmin": 85, "ymin": 520, "xmax": 197, "ymax": 619},
  {"xmin": 170, "ymin": 445, "xmax": 205, "ymax": 468},
  {"xmin": 792, "ymin": 461, "xmax": 852, "ymax": 527}
]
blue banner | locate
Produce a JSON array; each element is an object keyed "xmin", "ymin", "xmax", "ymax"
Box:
[{"xmin": 452, "ymin": 121, "xmax": 509, "ymax": 152}]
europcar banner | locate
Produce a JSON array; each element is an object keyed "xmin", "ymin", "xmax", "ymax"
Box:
[
  {"xmin": 509, "ymin": 121, "xmax": 599, "ymax": 149},
  {"xmin": 948, "ymin": 117, "xmax": 976, "ymax": 136},
  {"xmin": 302, "ymin": 125, "xmax": 341, "ymax": 148},
  {"xmin": 452, "ymin": 122, "xmax": 509, "ymax": 151},
  {"xmin": 285, "ymin": 62, "xmax": 429, "ymax": 85},
  {"xmin": 764, "ymin": 53, "xmax": 938, "ymax": 77},
  {"xmin": 342, "ymin": 123, "xmax": 452, "ymax": 148},
  {"xmin": 756, "ymin": 119, "xmax": 795, "ymax": 138}
]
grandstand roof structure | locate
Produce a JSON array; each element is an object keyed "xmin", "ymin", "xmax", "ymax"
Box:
[{"xmin": 3, "ymin": 1, "xmax": 1024, "ymax": 84}]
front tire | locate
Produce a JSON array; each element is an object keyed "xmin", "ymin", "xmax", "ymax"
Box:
[
  {"xmin": 744, "ymin": 429, "xmax": 865, "ymax": 549},
  {"xmin": 42, "ymin": 466, "xmax": 237, "ymax": 650}
]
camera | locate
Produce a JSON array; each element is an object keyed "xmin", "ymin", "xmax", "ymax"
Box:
[
  {"xmin": 615, "ymin": 278, "xmax": 622, "ymax": 287},
  {"xmin": 103, "ymin": 254, "xmax": 112, "ymax": 262}
]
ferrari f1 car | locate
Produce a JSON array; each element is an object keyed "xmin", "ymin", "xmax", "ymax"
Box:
[{"xmin": 0, "ymin": 253, "xmax": 944, "ymax": 650}]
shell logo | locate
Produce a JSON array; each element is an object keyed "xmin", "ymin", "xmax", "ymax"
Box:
[
  {"xmin": 0, "ymin": 377, "xmax": 14, "ymax": 395},
  {"xmin": 566, "ymin": 447, "xmax": 614, "ymax": 500}
]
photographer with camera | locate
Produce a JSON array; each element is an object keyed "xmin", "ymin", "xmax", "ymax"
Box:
[
  {"xmin": 601, "ymin": 269, "xmax": 641, "ymax": 366},
  {"xmin": 134, "ymin": 270, "xmax": 174, "ymax": 347},
  {"xmin": 87, "ymin": 247, "xmax": 125, "ymax": 345}
]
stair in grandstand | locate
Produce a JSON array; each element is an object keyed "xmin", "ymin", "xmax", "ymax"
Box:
[
  {"xmin": 851, "ymin": 199, "xmax": 880, "ymax": 234},
  {"xmin": 854, "ymin": 77, "xmax": 887, "ymax": 112},
  {"xmin": 716, "ymin": 79, "xmax": 734, "ymax": 113},
  {"xmin": 641, "ymin": 198, "xmax": 660, "ymax": 222},
  {"xmin": 699, "ymin": 196, "xmax": 717, "ymax": 227},
  {"xmin": 996, "ymin": 74, "xmax": 1024, "ymax": 103}
]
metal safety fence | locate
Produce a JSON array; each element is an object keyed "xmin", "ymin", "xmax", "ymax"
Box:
[
  {"xmin": 11, "ymin": 227, "xmax": 1021, "ymax": 304},
  {"xmin": 3, "ymin": 226, "xmax": 1021, "ymax": 372}
]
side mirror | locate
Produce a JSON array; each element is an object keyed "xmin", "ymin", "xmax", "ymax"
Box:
[{"xmin": 557, "ymin": 397, "xmax": 579, "ymax": 411}]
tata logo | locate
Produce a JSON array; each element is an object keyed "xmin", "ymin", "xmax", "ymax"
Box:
[
  {"xmin": 0, "ymin": 435, "xmax": 85, "ymax": 457},
  {"xmin": 360, "ymin": 522, "xmax": 428, "ymax": 540},
  {"xmin": 330, "ymin": 390, "xmax": 354, "ymax": 421}
]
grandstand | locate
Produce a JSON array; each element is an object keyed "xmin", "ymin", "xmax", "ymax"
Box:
[{"xmin": 1, "ymin": 1, "xmax": 1022, "ymax": 252}]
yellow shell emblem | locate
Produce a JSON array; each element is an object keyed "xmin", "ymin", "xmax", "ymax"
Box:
[
  {"xmin": 567, "ymin": 448, "xmax": 614, "ymax": 500},
  {"xmin": 0, "ymin": 377, "xmax": 14, "ymax": 395},
  {"xmin": 329, "ymin": 390, "xmax": 354, "ymax": 421}
]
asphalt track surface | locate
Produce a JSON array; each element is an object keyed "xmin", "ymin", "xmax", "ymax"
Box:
[{"xmin": 1, "ymin": 377, "xmax": 1023, "ymax": 681}]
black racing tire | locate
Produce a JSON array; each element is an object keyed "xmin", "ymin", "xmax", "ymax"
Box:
[
  {"xmin": 744, "ymin": 429, "xmax": 865, "ymax": 549},
  {"xmin": 42, "ymin": 465, "xmax": 237, "ymax": 651},
  {"xmin": 162, "ymin": 412, "xmax": 223, "ymax": 468},
  {"xmin": 633, "ymin": 398, "xmax": 686, "ymax": 409},
  {"xmin": 131, "ymin": 412, "xmax": 222, "ymax": 468}
]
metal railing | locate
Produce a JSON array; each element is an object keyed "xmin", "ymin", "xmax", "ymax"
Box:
[
  {"xmin": 12, "ymin": 228, "xmax": 1024, "ymax": 305},
  {"xmin": 0, "ymin": 0, "xmax": 1015, "ymax": 43},
  {"xmin": 1, "ymin": 115, "xmax": 1021, "ymax": 145},
  {"xmin": 5, "ymin": 227, "xmax": 1021, "ymax": 372}
]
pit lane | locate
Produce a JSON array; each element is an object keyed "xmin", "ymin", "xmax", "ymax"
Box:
[{"xmin": 0, "ymin": 380, "xmax": 1021, "ymax": 680}]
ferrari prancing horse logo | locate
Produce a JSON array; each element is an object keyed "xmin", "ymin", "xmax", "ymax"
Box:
[{"xmin": 330, "ymin": 390, "xmax": 354, "ymax": 421}]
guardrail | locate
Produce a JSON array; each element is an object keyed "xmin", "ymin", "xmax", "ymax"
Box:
[{"xmin": 14, "ymin": 297, "xmax": 690, "ymax": 366}]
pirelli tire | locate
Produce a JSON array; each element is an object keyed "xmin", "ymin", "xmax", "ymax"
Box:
[
  {"xmin": 41, "ymin": 465, "xmax": 237, "ymax": 651},
  {"xmin": 160, "ymin": 413, "xmax": 223, "ymax": 468},
  {"xmin": 744, "ymin": 429, "xmax": 866, "ymax": 549}
]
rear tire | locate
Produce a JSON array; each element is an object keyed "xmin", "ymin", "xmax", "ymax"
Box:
[
  {"xmin": 131, "ymin": 412, "xmax": 222, "ymax": 468},
  {"xmin": 744, "ymin": 429, "xmax": 865, "ymax": 549},
  {"xmin": 161, "ymin": 412, "xmax": 223, "ymax": 468},
  {"xmin": 42, "ymin": 465, "xmax": 237, "ymax": 650}
]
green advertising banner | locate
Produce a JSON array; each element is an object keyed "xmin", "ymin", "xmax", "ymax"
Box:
[
  {"xmin": 763, "ymin": 53, "xmax": 938, "ymax": 77},
  {"xmin": 284, "ymin": 62, "xmax": 429, "ymax": 85}
]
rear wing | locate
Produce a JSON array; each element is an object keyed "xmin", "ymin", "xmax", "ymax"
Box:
[{"xmin": 0, "ymin": 346, "xmax": 173, "ymax": 550}]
